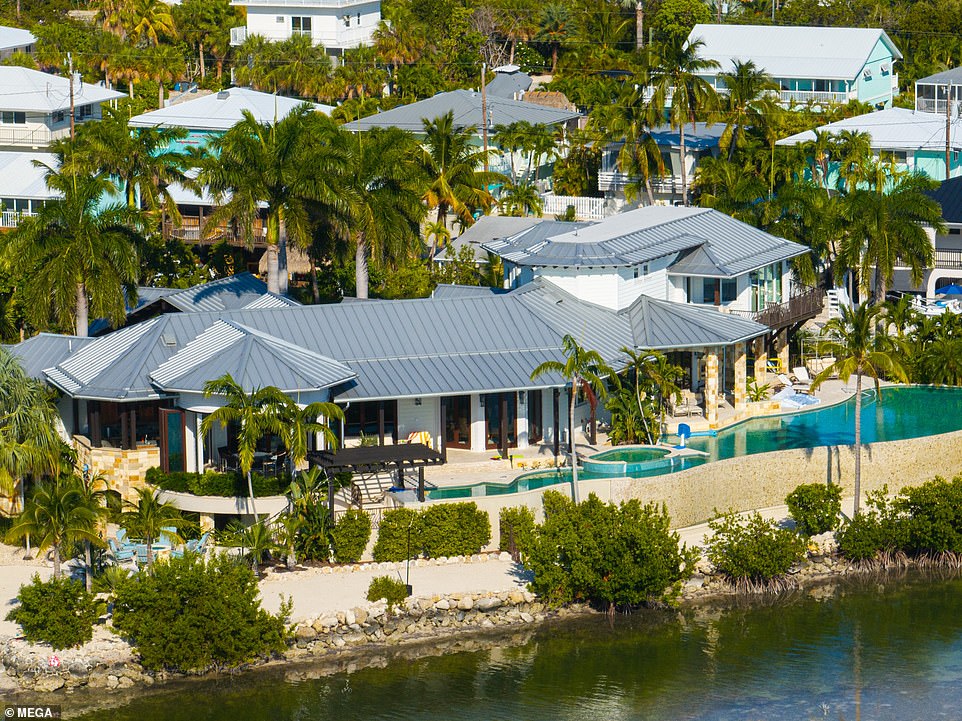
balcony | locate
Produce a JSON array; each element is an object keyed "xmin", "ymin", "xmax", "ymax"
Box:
[
  {"xmin": 598, "ymin": 170, "xmax": 684, "ymax": 197},
  {"xmin": 935, "ymin": 248, "xmax": 962, "ymax": 269},
  {"xmin": 0, "ymin": 210, "xmax": 35, "ymax": 228},
  {"xmin": 779, "ymin": 90, "xmax": 852, "ymax": 105},
  {"xmin": 729, "ymin": 286, "xmax": 825, "ymax": 332},
  {"xmin": 0, "ymin": 124, "xmax": 69, "ymax": 149},
  {"xmin": 163, "ymin": 216, "xmax": 268, "ymax": 247}
]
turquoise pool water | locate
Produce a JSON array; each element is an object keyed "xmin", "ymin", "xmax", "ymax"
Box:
[
  {"xmin": 588, "ymin": 446, "xmax": 670, "ymax": 464},
  {"xmin": 428, "ymin": 386, "xmax": 962, "ymax": 500}
]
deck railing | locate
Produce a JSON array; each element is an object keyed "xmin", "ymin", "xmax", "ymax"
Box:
[
  {"xmin": 935, "ymin": 248, "xmax": 962, "ymax": 270},
  {"xmin": 729, "ymin": 286, "xmax": 825, "ymax": 331},
  {"xmin": 162, "ymin": 216, "xmax": 268, "ymax": 247}
]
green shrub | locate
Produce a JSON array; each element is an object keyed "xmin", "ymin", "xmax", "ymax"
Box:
[
  {"xmin": 372, "ymin": 508, "xmax": 423, "ymax": 562},
  {"xmin": 500, "ymin": 506, "xmax": 536, "ymax": 559},
  {"xmin": 421, "ymin": 503, "xmax": 491, "ymax": 557},
  {"xmin": 366, "ymin": 576, "xmax": 409, "ymax": 611},
  {"xmin": 331, "ymin": 510, "xmax": 372, "ymax": 563},
  {"xmin": 111, "ymin": 554, "xmax": 289, "ymax": 671},
  {"xmin": 145, "ymin": 468, "xmax": 287, "ymax": 498},
  {"xmin": 836, "ymin": 488, "xmax": 907, "ymax": 561},
  {"xmin": 6, "ymin": 575, "xmax": 99, "ymax": 649},
  {"xmin": 897, "ymin": 475, "xmax": 962, "ymax": 554},
  {"xmin": 525, "ymin": 492, "xmax": 695, "ymax": 609},
  {"xmin": 705, "ymin": 511, "xmax": 807, "ymax": 584},
  {"xmin": 786, "ymin": 483, "xmax": 842, "ymax": 536}
]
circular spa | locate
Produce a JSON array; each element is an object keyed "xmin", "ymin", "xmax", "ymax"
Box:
[{"xmin": 581, "ymin": 445, "xmax": 673, "ymax": 476}]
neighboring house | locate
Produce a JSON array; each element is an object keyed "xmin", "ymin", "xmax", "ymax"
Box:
[
  {"xmin": 915, "ymin": 66, "xmax": 962, "ymax": 115},
  {"xmin": 128, "ymin": 87, "xmax": 332, "ymax": 244},
  {"xmin": 434, "ymin": 215, "xmax": 545, "ymax": 264},
  {"xmin": 229, "ymin": 0, "xmax": 379, "ymax": 54},
  {"xmin": 598, "ymin": 122, "xmax": 723, "ymax": 204},
  {"xmin": 485, "ymin": 65, "xmax": 533, "ymax": 101},
  {"xmin": 687, "ymin": 24, "xmax": 902, "ymax": 109},
  {"xmin": 0, "ymin": 67, "xmax": 123, "ymax": 150},
  {"xmin": 0, "ymin": 150, "xmax": 56, "ymax": 228},
  {"xmin": 342, "ymin": 89, "xmax": 582, "ymax": 182},
  {"xmin": 0, "ymin": 26, "xmax": 35, "ymax": 58},
  {"xmin": 777, "ymin": 107, "xmax": 962, "ymax": 183},
  {"xmin": 9, "ymin": 207, "xmax": 819, "ymax": 501}
]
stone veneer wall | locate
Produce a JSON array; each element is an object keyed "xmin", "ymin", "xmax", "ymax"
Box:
[{"xmin": 74, "ymin": 436, "xmax": 160, "ymax": 503}]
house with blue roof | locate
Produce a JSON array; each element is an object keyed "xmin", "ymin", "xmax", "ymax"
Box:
[{"xmin": 8, "ymin": 206, "xmax": 816, "ymax": 512}]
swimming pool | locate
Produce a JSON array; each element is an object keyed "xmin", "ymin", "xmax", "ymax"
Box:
[
  {"xmin": 582, "ymin": 446, "xmax": 672, "ymax": 476},
  {"xmin": 427, "ymin": 386, "xmax": 962, "ymax": 500}
]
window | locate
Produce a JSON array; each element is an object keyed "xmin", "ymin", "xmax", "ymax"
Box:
[
  {"xmin": 702, "ymin": 278, "xmax": 719, "ymax": 305},
  {"xmin": 722, "ymin": 278, "xmax": 737, "ymax": 303},
  {"xmin": 52, "ymin": 110, "xmax": 65, "ymax": 124},
  {"xmin": 950, "ymin": 228, "xmax": 961, "ymax": 235},
  {"xmin": 291, "ymin": 16, "xmax": 312, "ymax": 36},
  {"xmin": 74, "ymin": 105, "xmax": 91, "ymax": 119},
  {"xmin": 0, "ymin": 111, "xmax": 24, "ymax": 124}
]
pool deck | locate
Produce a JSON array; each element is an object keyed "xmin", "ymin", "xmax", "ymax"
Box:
[{"xmin": 422, "ymin": 378, "xmax": 875, "ymax": 491}]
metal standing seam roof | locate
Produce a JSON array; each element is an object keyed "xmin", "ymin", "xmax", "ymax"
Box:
[
  {"xmin": 916, "ymin": 67, "xmax": 962, "ymax": 86},
  {"xmin": 0, "ymin": 67, "xmax": 123, "ymax": 113},
  {"xmin": 926, "ymin": 176, "xmax": 962, "ymax": 224},
  {"xmin": 777, "ymin": 107, "xmax": 962, "ymax": 153},
  {"xmin": 0, "ymin": 26, "xmax": 36, "ymax": 51},
  {"xmin": 4, "ymin": 334, "xmax": 94, "ymax": 379},
  {"xmin": 0, "ymin": 152, "xmax": 57, "ymax": 199},
  {"xmin": 485, "ymin": 206, "xmax": 808, "ymax": 275},
  {"xmin": 155, "ymin": 273, "xmax": 300, "ymax": 313},
  {"xmin": 149, "ymin": 319, "xmax": 356, "ymax": 393},
  {"xmin": 430, "ymin": 284, "xmax": 507, "ymax": 299},
  {"xmin": 687, "ymin": 24, "xmax": 902, "ymax": 81},
  {"xmin": 128, "ymin": 87, "xmax": 332, "ymax": 131},
  {"xmin": 485, "ymin": 70, "xmax": 533, "ymax": 99},
  {"xmin": 624, "ymin": 295, "xmax": 767, "ymax": 349},
  {"xmin": 342, "ymin": 89, "xmax": 582, "ymax": 133}
]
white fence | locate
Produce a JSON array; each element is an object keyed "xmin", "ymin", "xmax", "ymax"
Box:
[{"xmin": 540, "ymin": 193, "xmax": 612, "ymax": 221}]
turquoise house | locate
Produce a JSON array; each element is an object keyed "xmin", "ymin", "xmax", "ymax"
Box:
[
  {"xmin": 777, "ymin": 107, "xmax": 962, "ymax": 186},
  {"xmin": 687, "ymin": 24, "xmax": 902, "ymax": 109}
]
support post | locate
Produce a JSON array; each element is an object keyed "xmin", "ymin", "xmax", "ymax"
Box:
[
  {"xmin": 500, "ymin": 393, "xmax": 508, "ymax": 460},
  {"xmin": 378, "ymin": 401, "xmax": 385, "ymax": 446},
  {"xmin": 552, "ymin": 389, "xmax": 560, "ymax": 460},
  {"xmin": 417, "ymin": 467, "xmax": 425, "ymax": 502},
  {"xmin": 705, "ymin": 348, "xmax": 720, "ymax": 426},
  {"xmin": 440, "ymin": 400, "xmax": 447, "ymax": 462},
  {"xmin": 776, "ymin": 330, "xmax": 789, "ymax": 375},
  {"xmin": 755, "ymin": 337, "xmax": 768, "ymax": 385},
  {"xmin": 734, "ymin": 341, "xmax": 748, "ymax": 412}
]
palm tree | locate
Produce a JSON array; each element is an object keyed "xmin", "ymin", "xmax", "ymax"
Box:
[
  {"xmin": 143, "ymin": 45, "xmax": 186, "ymax": 109},
  {"xmin": 693, "ymin": 156, "xmax": 766, "ymax": 221},
  {"xmin": 531, "ymin": 335, "xmax": 615, "ymax": 502},
  {"xmin": 225, "ymin": 519, "xmax": 276, "ymax": 574},
  {"xmin": 424, "ymin": 220, "xmax": 451, "ymax": 256},
  {"xmin": 74, "ymin": 471, "xmax": 113, "ymax": 592},
  {"xmin": 121, "ymin": 487, "xmax": 185, "ymax": 570},
  {"xmin": 838, "ymin": 174, "xmax": 946, "ymax": 302},
  {"xmin": 801, "ymin": 129, "xmax": 836, "ymax": 194},
  {"xmin": 648, "ymin": 38, "xmax": 720, "ymax": 205},
  {"xmin": 811, "ymin": 303, "xmax": 908, "ymax": 515},
  {"xmin": 279, "ymin": 398, "xmax": 343, "ymax": 472},
  {"xmin": 717, "ymin": 60, "xmax": 779, "ymax": 162},
  {"xmin": 834, "ymin": 129, "xmax": 873, "ymax": 193},
  {"xmin": 129, "ymin": 0, "xmax": 176, "ymax": 46},
  {"xmin": 420, "ymin": 112, "xmax": 503, "ymax": 241},
  {"xmin": 765, "ymin": 181, "xmax": 841, "ymax": 286},
  {"xmin": 200, "ymin": 374, "xmax": 289, "ymax": 518},
  {"xmin": 200, "ymin": 106, "xmax": 345, "ymax": 295},
  {"xmin": 536, "ymin": 3, "xmax": 575, "ymax": 73},
  {"xmin": 6, "ymin": 475, "xmax": 101, "ymax": 578},
  {"xmin": 623, "ymin": 347, "xmax": 683, "ymax": 439},
  {"xmin": 0, "ymin": 170, "xmax": 142, "ymax": 336},
  {"xmin": 498, "ymin": 182, "xmax": 544, "ymax": 217}
]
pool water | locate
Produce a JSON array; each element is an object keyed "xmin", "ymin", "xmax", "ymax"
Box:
[
  {"xmin": 589, "ymin": 447, "xmax": 670, "ymax": 464},
  {"xmin": 429, "ymin": 386, "xmax": 962, "ymax": 500}
]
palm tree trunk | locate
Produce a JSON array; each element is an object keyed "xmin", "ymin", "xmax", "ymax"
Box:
[
  {"xmin": 199, "ymin": 42, "xmax": 206, "ymax": 79},
  {"xmin": 645, "ymin": 177, "xmax": 655, "ymax": 206},
  {"xmin": 278, "ymin": 219, "xmax": 289, "ymax": 296},
  {"xmin": 264, "ymin": 244, "xmax": 280, "ymax": 295},
  {"xmin": 355, "ymin": 235, "xmax": 369, "ymax": 299},
  {"xmin": 52, "ymin": 544, "xmax": 61, "ymax": 579},
  {"xmin": 76, "ymin": 282, "xmax": 89, "ymax": 337},
  {"xmin": 636, "ymin": 1, "xmax": 644, "ymax": 50},
  {"xmin": 679, "ymin": 124, "xmax": 688, "ymax": 206},
  {"xmin": 147, "ymin": 535, "xmax": 153, "ymax": 571},
  {"xmin": 853, "ymin": 373, "xmax": 862, "ymax": 515},
  {"xmin": 158, "ymin": 81, "xmax": 164, "ymax": 110},
  {"xmin": 569, "ymin": 383, "xmax": 579, "ymax": 503},
  {"xmin": 310, "ymin": 262, "xmax": 321, "ymax": 304},
  {"xmin": 84, "ymin": 540, "xmax": 93, "ymax": 593},
  {"xmin": 551, "ymin": 45, "xmax": 559, "ymax": 74},
  {"xmin": 247, "ymin": 469, "xmax": 258, "ymax": 519}
]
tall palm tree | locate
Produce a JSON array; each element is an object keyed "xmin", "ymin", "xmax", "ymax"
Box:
[
  {"xmin": 536, "ymin": 3, "xmax": 576, "ymax": 73},
  {"xmin": 129, "ymin": 0, "xmax": 176, "ymax": 46},
  {"xmin": 6, "ymin": 475, "xmax": 101, "ymax": 578},
  {"xmin": 623, "ymin": 347, "xmax": 683, "ymax": 439},
  {"xmin": 144, "ymin": 45, "xmax": 187, "ymax": 109},
  {"xmin": 0, "ymin": 170, "xmax": 142, "ymax": 336},
  {"xmin": 279, "ymin": 398, "xmax": 343, "ymax": 471},
  {"xmin": 717, "ymin": 60, "xmax": 779, "ymax": 162},
  {"xmin": 121, "ymin": 487, "xmax": 185, "ymax": 570},
  {"xmin": 74, "ymin": 471, "xmax": 113, "ymax": 592},
  {"xmin": 200, "ymin": 107, "xmax": 345, "ymax": 295},
  {"xmin": 693, "ymin": 156, "xmax": 765, "ymax": 221},
  {"xmin": 834, "ymin": 129, "xmax": 873, "ymax": 193},
  {"xmin": 420, "ymin": 112, "xmax": 503, "ymax": 243},
  {"xmin": 801, "ymin": 129, "xmax": 836, "ymax": 194},
  {"xmin": 838, "ymin": 174, "xmax": 945, "ymax": 302},
  {"xmin": 648, "ymin": 38, "xmax": 720, "ymax": 205},
  {"xmin": 200, "ymin": 374, "xmax": 289, "ymax": 518},
  {"xmin": 531, "ymin": 335, "xmax": 615, "ymax": 502},
  {"xmin": 498, "ymin": 182, "xmax": 544, "ymax": 217},
  {"xmin": 765, "ymin": 181, "xmax": 841, "ymax": 286},
  {"xmin": 811, "ymin": 304, "xmax": 908, "ymax": 515}
]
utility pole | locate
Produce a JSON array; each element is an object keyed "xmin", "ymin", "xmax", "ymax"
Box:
[
  {"xmin": 481, "ymin": 61, "xmax": 489, "ymax": 173},
  {"xmin": 947, "ymin": 82, "xmax": 953, "ymax": 180},
  {"xmin": 68, "ymin": 52, "xmax": 75, "ymax": 141}
]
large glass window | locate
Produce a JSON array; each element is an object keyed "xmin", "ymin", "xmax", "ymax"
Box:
[
  {"xmin": 1, "ymin": 111, "xmax": 24, "ymax": 124},
  {"xmin": 342, "ymin": 400, "xmax": 397, "ymax": 444},
  {"xmin": 159, "ymin": 409, "xmax": 185, "ymax": 472},
  {"xmin": 483, "ymin": 393, "xmax": 517, "ymax": 450},
  {"xmin": 527, "ymin": 390, "xmax": 543, "ymax": 444},
  {"xmin": 441, "ymin": 395, "xmax": 471, "ymax": 449}
]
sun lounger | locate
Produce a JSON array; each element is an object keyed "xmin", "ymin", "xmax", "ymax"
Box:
[{"xmin": 791, "ymin": 367, "xmax": 813, "ymax": 392}]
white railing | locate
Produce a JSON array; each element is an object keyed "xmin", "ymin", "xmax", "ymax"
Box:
[
  {"xmin": 0, "ymin": 210, "xmax": 35, "ymax": 228},
  {"xmin": 779, "ymin": 90, "xmax": 852, "ymax": 105},
  {"xmin": 598, "ymin": 171, "xmax": 684, "ymax": 195},
  {"xmin": 540, "ymin": 193, "xmax": 610, "ymax": 220},
  {"xmin": 0, "ymin": 124, "xmax": 68, "ymax": 148},
  {"xmin": 230, "ymin": 27, "xmax": 373, "ymax": 48}
]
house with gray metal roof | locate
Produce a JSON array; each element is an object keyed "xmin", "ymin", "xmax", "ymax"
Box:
[{"xmin": 687, "ymin": 24, "xmax": 902, "ymax": 109}]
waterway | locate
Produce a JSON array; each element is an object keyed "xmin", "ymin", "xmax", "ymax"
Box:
[{"xmin": 73, "ymin": 570, "xmax": 962, "ymax": 720}]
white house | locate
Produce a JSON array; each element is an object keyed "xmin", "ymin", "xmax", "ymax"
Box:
[
  {"xmin": 687, "ymin": 24, "xmax": 902, "ymax": 109},
  {"xmin": 0, "ymin": 67, "xmax": 123, "ymax": 150},
  {"xmin": 0, "ymin": 150, "xmax": 56, "ymax": 228},
  {"xmin": 0, "ymin": 26, "xmax": 35, "ymax": 58},
  {"xmin": 230, "ymin": 0, "xmax": 380, "ymax": 54}
]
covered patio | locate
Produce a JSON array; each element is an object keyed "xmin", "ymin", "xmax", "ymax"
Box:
[{"xmin": 308, "ymin": 443, "xmax": 445, "ymax": 503}]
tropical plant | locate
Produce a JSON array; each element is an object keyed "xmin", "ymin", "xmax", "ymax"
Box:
[
  {"xmin": 225, "ymin": 519, "xmax": 277, "ymax": 574},
  {"xmin": 717, "ymin": 60, "xmax": 780, "ymax": 162},
  {"xmin": 705, "ymin": 511, "xmax": 808, "ymax": 588},
  {"xmin": 129, "ymin": 0, "xmax": 176, "ymax": 45},
  {"xmin": 331, "ymin": 509, "xmax": 372, "ymax": 563},
  {"xmin": 74, "ymin": 470, "xmax": 114, "ymax": 592},
  {"xmin": 811, "ymin": 304, "xmax": 908, "ymax": 514},
  {"xmin": 647, "ymin": 38, "xmax": 720, "ymax": 204},
  {"xmin": 531, "ymin": 335, "xmax": 615, "ymax": 502},
  {"xmin": 0, "ymin": 170, "xmax": 143, "ymax": 336},
  {"xmin": 121, "ymin": 486, "xmax": 185, "ymax": 570},
  {"xmin": 366, "ymin": 575, "xmax": 408, "ymax": 611},
  {"xmin": 5, "ymin": 575, "xmax": 100, "ymax": 649},
  {"xmin": 279, "ymin": 398, "xmax": 342, "ymax": 472},
  {"xmin": 535, "ymin": 3, "xmax": 575, "ymax": 73},
  {"xmin": 6, "ymin": 475, "xmax": 101, "ymax": 578},
  {"xmin": 498, "ymin": 182, "xmax": 544, "ymax": 217},
  {"xmin": 785, "ymin": 482, "xmax": 842, "ymax": 536},
  {"xmin": 201, "ymin": 374, "xmax": 289, "ymax": 518}
]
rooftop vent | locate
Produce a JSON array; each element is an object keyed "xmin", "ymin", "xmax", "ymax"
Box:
[
  {"xmin": 161, "ymin": 333, "xmax": 177, "ymax": 347},
  {"xmin": 217, "ymin": 90, "xmax": 230, "ymax": 100}
]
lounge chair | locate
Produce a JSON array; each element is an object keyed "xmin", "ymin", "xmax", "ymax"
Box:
[
  {"xmin": 671, "ymin": 390, "xmax": 703, "ymax": 417},
  {"xmin": 108, "ymin": 538, "xmax": 134, "ymax": 563},
  {"xmin": 775, "ymin": 374, "xmax": 797, "ymax": 392},
  {"xmin": 792, "ymin": 366, "xmax": 814, "ymax": 392}
]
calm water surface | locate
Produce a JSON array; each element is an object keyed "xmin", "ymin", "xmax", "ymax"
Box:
[{"xmin": 75, "ymin": 572, "xmax": 962, "ymax": 720}]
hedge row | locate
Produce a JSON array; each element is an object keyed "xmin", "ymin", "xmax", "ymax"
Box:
[
  {"xmin": 146, "ymin": 468, "xmax": 288, "ymax": 498},
  {"xmin": 372, "ymin": 503, "xmax": 491, "ymax": 561}
]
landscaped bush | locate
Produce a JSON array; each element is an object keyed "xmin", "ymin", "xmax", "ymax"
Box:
[
  {"xmin": 898, "ymin": 475, "xmax": 962, "ymax": 555},
  {"xmin": 145, "ymin": 468, "xmax": 287, "ymax": 498},
  {"xmin": 705, "ymin": 511, "xmax": 807, "ymax": 587},
  {"xmin": 421, "ymin": 503, "xmax": 491, "ymax": 558},
  {"xmin": 835, "ymin": 487, "xmax": 910, "ymax": 562},
  {"xmin": 499, "ymin": 506, "xmax": 536, "ymax": 559},
  {"xmin": 525, "ymin": 491, "xmax": 695, "ymax": 610},
  {"xmin": 366, "ymin": 576, "xmax": 409, "ymax": 611},
  {"xmin": 331, "ymin": 509, "xmax": 372, "ymax": 564},
  {"xmin": 372, "ymin": 508, "xmax": 423, "ymax": 562},
  {"xmin": 6, "ymin": 575, "xmax": 100, "ymax": 649},
  {"xmin": 786, "ymin": 482, "xmax": 842, "ymax": 536},
  {"xmin": 111, "ymin": 554, "xmax": 289, "ymax": 671}
]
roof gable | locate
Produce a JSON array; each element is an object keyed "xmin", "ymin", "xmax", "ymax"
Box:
[{"xmin": 623, "ymin": 295, "xmax": 766, "ymax": 349}]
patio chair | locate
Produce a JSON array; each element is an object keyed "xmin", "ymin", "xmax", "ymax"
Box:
[
  {"xmin": 159, "ymin": 526, "xmax": 179, "ymax": 546},
  {"xmin": 791, "ymin": 366, "xmax": 814, "ymax": 392},
  {"xmin": 135, "ymin": 544, "xmax": 149, "ymax": 566},
  {"xmin": 108, "ymin": 538, "xmax": 135, "ymax": 563},
  {"xmin": 775, "ymin": 374, "xmax": 797, "ymax": 392}
]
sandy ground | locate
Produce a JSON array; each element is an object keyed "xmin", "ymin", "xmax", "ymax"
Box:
[
  {"xmin": 0, "ymin": 544, "xmax": 52, "ymax": 639},
  {"xmin": 257, "ymin": 557, "xmax": 531, "ymax": 621}
]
